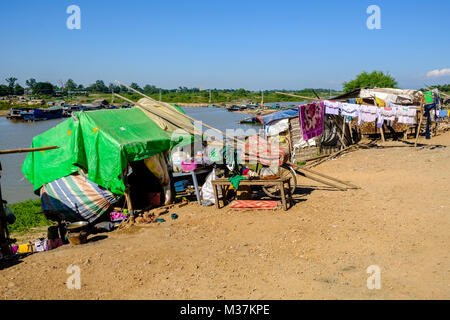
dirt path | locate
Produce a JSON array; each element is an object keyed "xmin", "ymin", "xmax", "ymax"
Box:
[{"xmin": 1, "ymin": 133, "xmax": 450, "ymax": 300}]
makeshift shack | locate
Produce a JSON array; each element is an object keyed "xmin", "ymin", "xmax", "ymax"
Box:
[
  {"xmin": 22, "ymin": 107, "xmax": 196, "ymax": 224},
  {"xmin": 247, "ymin": 108, "xmax": 352, "ymax": 164}
]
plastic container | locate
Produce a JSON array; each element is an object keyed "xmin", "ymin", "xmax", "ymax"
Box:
[{"xmin": 181, "ymin": 160, "xmax": 197, "ymax": 172}]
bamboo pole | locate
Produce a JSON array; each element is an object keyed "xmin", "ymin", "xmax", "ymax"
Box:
[
  {"xmin": 0, "ymin": 146, "xmax": 59, "ymax": 155},
  {"xmin": 115, "ymin": 81, "xmax": 246, "ymax": 146},
  {"xmin": 115, "ymin": 93, "xmax": 246, "ymax": 148},
  {"xmin": 115, "ymin": 93, "xmax": 197, "ymax": 135},
  {"xmin": 312, "ymin": 89, "xmax": 322, "ymax": 100},
  {"xmin": 292, "ymin": 167, "xmax": 348, "ymax": 191},
  {"xmin": 414, "ymin": 103, "xmax": 425, "ymax": 148},
  {"xmin": 371, "ymin": 97, "xmax": 386, "ymax": 142},
  {"xmin": 295, "ymin": 165, "xmax": 360, "ymax": 189},
  {"xmin": 306, "ymin": 145, "xmax": 357, "ymax": 169},
  {"xmin": 275, "ymin": 92, "xmax": 317, "ymax": 101}
]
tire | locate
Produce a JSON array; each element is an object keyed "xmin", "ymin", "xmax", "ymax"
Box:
[{"xmin": 262, "ymin": 164, "xmax": 297, "ymax": 198}]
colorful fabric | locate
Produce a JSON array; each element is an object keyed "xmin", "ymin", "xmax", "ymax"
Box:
[
  {"xmin": 41, "ymin": 172, "xmax": 119, "ymax": 223},
  {"xmin": 240, "ymin": 135, "xmax": 288, "ymax": 167},
  {"xmin": 228, "ymin": 175, "xmax": 247, "ymax": 190},
  {"xmin": 18, "ymin": 243, "xmax": 33, "ymax": 253},
  {"xmin": 375, "ymin": 97, "xmax": 387, "ymax": 107},
  {"xmin": 34, "ymin": 239, "xmax": 48, "ymax": 252},
  {"xmin": 230, "ymin": 200, "xmax": 280, "ymax": 209},
  {"xmin": 48, "ymin": 238, "xmax": 63, "ymax": 250},
  {"xmin": 143, "ymin": 153, "xmax": 170, "ymax": 185},
  {"xmin": 298, "ymin": 102, "xmax": 325, "ymax": 140}
]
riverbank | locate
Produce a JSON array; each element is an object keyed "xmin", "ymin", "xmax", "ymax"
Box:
[{"xmin": 2, "ymin": 131, "xmax": 450, "ymax": 299}]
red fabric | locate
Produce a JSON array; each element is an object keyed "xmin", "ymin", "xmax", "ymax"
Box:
[{"xmin": 230, "ymin": 200, "xmax": 280, "ymax": 209}]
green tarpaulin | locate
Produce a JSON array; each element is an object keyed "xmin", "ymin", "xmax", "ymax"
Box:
[{"xmin": 22, "ymin": 107, "xmax": 184, "ymax": 195}]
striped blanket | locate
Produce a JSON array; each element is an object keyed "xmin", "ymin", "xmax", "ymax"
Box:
[{"xmin": 41, "ymin": 172, "xmax": 119, "ymax": 223}]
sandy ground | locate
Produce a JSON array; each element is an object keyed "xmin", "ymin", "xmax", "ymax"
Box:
[{"xmin": 1, "ymin": 132, "xmax": 450, "ymax": 300}]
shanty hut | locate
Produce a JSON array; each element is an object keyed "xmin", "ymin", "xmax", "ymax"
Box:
[{"xmin": 22, "ymin": 105, "xmax": 197, "ymax": 224}]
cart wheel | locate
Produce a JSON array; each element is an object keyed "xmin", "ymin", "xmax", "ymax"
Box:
[{"xmin": 262, "ymin": 165, "xmax": 297, "ymax": 198}]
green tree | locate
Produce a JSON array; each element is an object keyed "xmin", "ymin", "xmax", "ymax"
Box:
[
  {"xmin": 5, "ymin": 77, "xmax": 17, "ymax": 95},
  {"xmin": 25, "ymin": 78, "xmax": 37, "ymax": 90},
  {"xmin": 14, "ymin": 84, "xmax": 24, "ymax": 95},
  {"xmin": 87, "ymin": 80, "xmax": 109, "ymax": 93},
  {"xmin": 130, "ymin": 82, "xmax": 142, "ymax": 92},
  {"xmin": 0, "ymin": 85, "xmax": 9, "ymax": 96},
  {"xmin": 343, "ymin": 71, "xmax": 398, "ymax": 93},
  {"xmin": 64, "ymin": 78, "xmax": 77, "ymax": 91},
  {"xmin": 33, "ymin": 82, "xmax": 55, "ymax": 95}
]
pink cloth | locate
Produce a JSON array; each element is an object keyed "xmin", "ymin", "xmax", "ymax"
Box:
[
  {"xmin": 48, "ymin": 238, "xmax": 63, "ymax": 250},
  {"xmin": 299, "ymin": 101, "xmax": 325, "ymax": 140}
]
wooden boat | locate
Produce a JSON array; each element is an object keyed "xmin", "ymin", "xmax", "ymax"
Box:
[
  {"xmin": 22, "ymin": 106, "xmax": 63, "ymax": 121},
  {"xmin": 227, "ymin": 105, "xmax": 240, "ymax": 112}
]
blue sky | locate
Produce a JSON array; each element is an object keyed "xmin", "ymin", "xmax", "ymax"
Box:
[{"xmin": 0, "ymin": 0, "xmax": 449, "ymax": 90}]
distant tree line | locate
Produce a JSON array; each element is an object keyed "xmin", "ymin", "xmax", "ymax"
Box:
[
  {"xmin": 3, "ymin": 73, "xmax": 446, "ymax": 101},
  {"xmin": 0, "ymin": 77, "xmax": 343, "ymax": 102}
]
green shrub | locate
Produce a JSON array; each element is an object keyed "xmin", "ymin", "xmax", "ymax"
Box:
[{"xmin": 8, "ymin": 199, "xmax": 52, "ymax": 233}]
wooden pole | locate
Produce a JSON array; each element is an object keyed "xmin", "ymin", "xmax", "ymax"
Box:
[
  {"xmin": 414, "ymin": 103, "xmax": 425, "ymax": 148},
  {"xmin": 307, "ymin": 145, "xmax": 357, "ymax": 169},
  {"xmin": 275, "ymin": 91, "xmax": 317, "ymax": 101},
  {"xmin": 372, "ymin": 97, "xmax": 386, "ymax": 142},
  {"xmin": 0, "ymin": 146, "xmax": 59, "ymax": 155},
  {"xmin": 115, "ymin": 81, "xmax": 247, "ymax": 146},
  {"xmin": 341, "ymin": 116, "xmax": 348, "ymax": 149},
  {"xmin": 115, "ymin": 93, "xmax": 246, "ymax": 149},
  {"xmin": 312, "ymin": 89, "xmax": 322, "ymax": 100},
  {"xmin": 292, "ymin": 167, "xmax": 348, "ymax": 191},
  {"xmin": 348, "ymin": 120, "xmax": 354, "ymax": 144},
  {"xmin": 115, "ymin": 93, "xmax": 197, "ymax": 134},
  {"xmin": 295, "ymin": 165, "xmax": 360, "ymax": 189}
]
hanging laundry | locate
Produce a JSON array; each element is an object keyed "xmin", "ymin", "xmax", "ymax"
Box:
[
  {"xmin": 358, "ymin": 105, "xmax": 379, "ymax": 125},
  {"xmin": 324, "ymin": 100, "xmax": 341, "ymax": 115},
  {"xmin": 377, "ymin": 107, "xmax": 397, "ymax": 128},
  {"xmin": 396, "ymin": 106, "xmax": 417, "ymax": 125},
  {"xmin": 375, "ymin": 97, "xmax": 387, "ymax": 107},
  {"xmin": 341, "ymin": 103, "xmax": 360, "ymax": 118},
  {"xmin": 298, "ymin": 101, "xmax": 325, "ymax": 140}
]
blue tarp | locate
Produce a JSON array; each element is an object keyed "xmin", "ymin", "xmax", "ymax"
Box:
[{"xmin": 260, "ymin": 108, "xmax": 299, "ymax": 125}]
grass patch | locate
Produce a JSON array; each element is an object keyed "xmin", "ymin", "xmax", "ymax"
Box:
[{"xmin": 8, "ymin": 199, "xmax": 52, "ymax": 234}]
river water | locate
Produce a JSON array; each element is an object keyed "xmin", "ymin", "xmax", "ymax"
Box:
[{"xmin": 0, "ymin": 107, "xmax": 257, "ymax": 203}]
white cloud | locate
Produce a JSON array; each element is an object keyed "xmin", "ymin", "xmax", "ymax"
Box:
[{"xmin": 426, "ymin": 68, "xmax": 450, "ymax": 78}]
